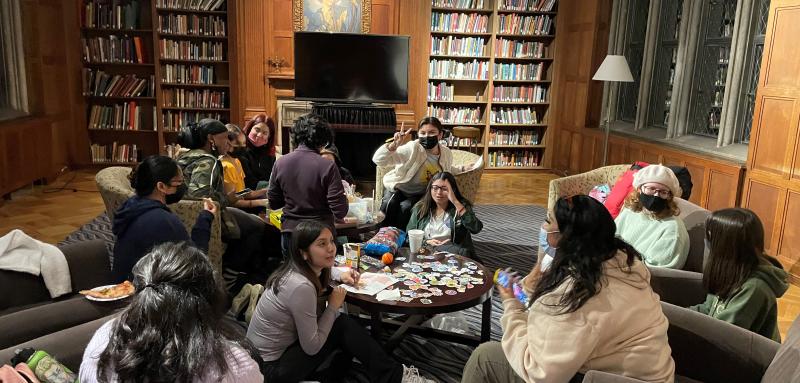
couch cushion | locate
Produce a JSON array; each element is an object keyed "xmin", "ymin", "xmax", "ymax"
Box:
[
  {"xmin": 762, "ymin": 315, "xmax": 800, "ymax": 382},
  {"xmin": 674, "ymin": 198, "xmax": 710, "ymax": 273}
]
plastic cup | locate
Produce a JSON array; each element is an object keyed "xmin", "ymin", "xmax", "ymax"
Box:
[
  {"xmin": 408, "ymin": 229, "xmax": 424, "ymax": 254},
  {"xmin": 344, "ymin": 243, "xmax": 360, "ymax": 268}
]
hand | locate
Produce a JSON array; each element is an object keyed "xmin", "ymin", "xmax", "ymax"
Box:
[
  {"xmin": 426, "ymin": 238, "xmax": 450, "ymax": 247},
  {"xmin": 226, "ymin": 190, "xmax": 241, "ymax": 204},
  {"xmin": 202, "ymin": 198, "xmax": 218, "ymax": 215},
  {"xmin": 247, "ymin": 188, "xmax": 268, "ymax": 198},
  {"xmin": 340, "ymin": 269, "xmax": 360, "ymax": 286},
  {"xmin": 444, "ymin": 179, "xmax": 461, "ymax": 208},
  {"xmin": 387, "ymin": 124, "xmax": 411, "ymax": 151},
  {"xmin": 328, "ymin": 285, "xmax": 347, "ymax": 309},
  {"xmin": 497, "ymin": 281, "xmax": 515, "ymax": 301}
]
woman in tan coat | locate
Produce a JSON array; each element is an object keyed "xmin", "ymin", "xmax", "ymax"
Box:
[{"xmin": 463, "ymin": 195, "xmax": 675, "ymax": 383}]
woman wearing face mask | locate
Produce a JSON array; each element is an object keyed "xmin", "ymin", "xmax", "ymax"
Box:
[
  {"xmin": 240, "ymin": 114, "xmax": 277, "ymax": 191},
  {"xmin": 406, "ymin": 172, "xmax": 482, "ymax": 258},
  {"xmin": 223, "ymin": 123, "xmax": 268, "ymax": 212},
  {"xmin": 614, "ymin": 164, "xmax": 690, "ymax": 269},
  {"xmin": 373, "ymin": 117, "xmax": 452, "ymax": 230},
  {"xmin": 111, "ymin": 155, "xmax": 217, "ymax": 282}
]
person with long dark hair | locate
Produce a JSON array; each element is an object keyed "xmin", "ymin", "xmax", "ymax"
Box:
[
  {"xmin": 111, "ymin": 155, "xmax": 216, "ymax": 282},
  {"xmin": 690, "ymin": 208, "xmax": 788, "ymax": 341},
  {"xmin": 240, "ymin": 114, "xmax": 277, "ymax": 190},
  {"xmin": 463, "ymin": 195, "xmax": 674, "ymax": 383},
  {"xmin": 246, "ymin": 220, "xmax": 434, "ymax": 383},
  {"xmin": 407, "ymin": 172, "xmax": 482, "ymax": 258},
  {"xmin": 79, "ymin": 242, "xmax": 263, "ymax": 382},
  {"xmin": 374, "ymin": 117, "xmax": 453, "ymax": 230}
]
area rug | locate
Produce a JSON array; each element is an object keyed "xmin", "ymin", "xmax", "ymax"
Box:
[{"xmin": 60, "ymin": 204, "xmax": 547, "ymax": 382}]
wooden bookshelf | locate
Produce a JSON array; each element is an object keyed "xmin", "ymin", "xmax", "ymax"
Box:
[
  {"xmin": 79, "ymin": 0, "xmax": 234, "ymax": 165},
  {"xmin": 428, "ymin": 0, "xmax": 557, "ymax": 171}
]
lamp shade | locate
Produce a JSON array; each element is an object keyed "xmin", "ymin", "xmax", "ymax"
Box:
[{"xmin": 592, "ymin": 55, "xmax": 634, "ymax": 82}]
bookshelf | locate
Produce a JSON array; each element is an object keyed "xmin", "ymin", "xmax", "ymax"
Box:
[
  {"xmin": 79, "ymin": 0, "xmax": 232, "ymax": 165},
  {"xmin": 427, "ymin": 0, "xmax": 557, "ymax": 170}
]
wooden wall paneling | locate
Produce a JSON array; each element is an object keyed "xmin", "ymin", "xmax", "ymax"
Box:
[
  {"xmin": 706, "ymin": 170, "xmax": 736, "ymax": 210},
  {"xmin": 779, "ymin": 190, "xmax": 800, "ymax": 262},
  {"xmin": 237, "ymin": 0, "xmax": 268, "ymax": 120},
  {"xmin": 683, "ymin": 163, "xmax": 706, "ymax": 206},
  {"xmin": 397, "ymin": 0, "xmax": 425, "ymax": 122},
  {"xmin": 750, "ymin": 97, "xmax": 797, "ymax": 176},
  {"xmin": 371, "ymin": 0, "xmax": 398, "ymax": 35},
  {"xmin": 743, "ymin": 179, "xmax": 784, "ymax": 252}
]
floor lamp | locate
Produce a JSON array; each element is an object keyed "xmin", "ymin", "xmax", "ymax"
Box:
[{"xmin": 592, "ymin": 55, "xmax": 634, "ymax": 166}]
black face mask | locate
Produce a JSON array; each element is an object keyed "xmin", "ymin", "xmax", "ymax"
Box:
[
  {"xmin": 230, "ymin": 147, "xmax": 247, "ymax": 157},
  {"xmin": 419, "ymin": 136, "xmax": 439, "ymax": 150},
  {"xmin": 165, "ymin": 184, "xmax": 188, "ymax": 205},
  {"xmin": 639, "ymin": 192, "xmax": 668, "ymax": 212}
]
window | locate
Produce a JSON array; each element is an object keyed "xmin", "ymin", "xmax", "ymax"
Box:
[
  {"xmin": 605, "ymin": 0, "xmax": 768, "ymax": 157},
  {"xmin": 0, "ymin": 0, "xmax": 28, "ymax": 122}
]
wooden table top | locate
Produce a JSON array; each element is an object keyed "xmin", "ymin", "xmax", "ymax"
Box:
[{"xmin": 339, "ymin": 247, "xmax": 494, "ymax": 316}]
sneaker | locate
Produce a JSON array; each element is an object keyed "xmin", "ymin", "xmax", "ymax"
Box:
[
  {"xmin": 229, "ymin": 283, "xmax": 252, "ymax": 319},
  {"xmin": 245, "ymin": 284, "xmax": 265, "ymax": 323},
  {"xmin": 401, "ymin": 364, "xmax": 436, "ymax": 383}
]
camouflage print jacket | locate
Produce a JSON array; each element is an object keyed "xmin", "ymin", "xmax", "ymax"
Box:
[{"xmin": 176, "ymin": 149, "xmax": 228, "ymax": 207}]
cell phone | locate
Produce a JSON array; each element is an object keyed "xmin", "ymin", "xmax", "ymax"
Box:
[{"xmin": 234, "ymin": 188, "xmax": 252, "ymax": 197}]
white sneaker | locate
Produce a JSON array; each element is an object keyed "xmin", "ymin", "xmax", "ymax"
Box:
[{"xmin": 401, "ymin": 364, "xmax": 436, "ymax": 383}]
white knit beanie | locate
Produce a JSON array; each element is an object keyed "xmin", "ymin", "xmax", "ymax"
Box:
[{"xmin": 632, "ymin": 164, "xmax": 682, "ymax": 198}]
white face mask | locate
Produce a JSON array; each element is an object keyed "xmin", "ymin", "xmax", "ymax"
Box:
[{"xmin": 538, "ymin": 227, "xmax": 558, "ymax": 271}]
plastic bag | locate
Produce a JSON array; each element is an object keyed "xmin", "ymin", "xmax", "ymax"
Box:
[
  {"xmin": 346, "ymin": 200, "xmax": 370, "ymax": 224},
  {"xmin": 426, "ymin": 312, "xmax": 471, "ymax": 335}
]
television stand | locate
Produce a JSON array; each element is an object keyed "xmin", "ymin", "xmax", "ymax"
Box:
[{"xmin": 311, "ymin": 103, "xmax": 396, "ymax": 134}]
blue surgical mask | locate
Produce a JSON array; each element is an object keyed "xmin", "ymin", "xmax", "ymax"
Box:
[{"xmin": 538, "ymin": 227, "xmax": 558, "ymax": 271}]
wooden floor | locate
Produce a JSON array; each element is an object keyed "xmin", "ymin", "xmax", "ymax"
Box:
[{"xmin": 0, "ymin": 169, "xmax": 797, "ymax": 339}]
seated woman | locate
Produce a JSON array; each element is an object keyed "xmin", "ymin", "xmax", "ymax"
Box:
[
  {"xmin": 615, "ymin": 164, "xmax": 690, "ymax": 269},
  {"xmin": 691, "ymin": 208, "xmax": 788, "ymax": 341},
  {"xmin": 222, "ymin": 123, "xmax": 268, "ymax": 212},
  {"xmin": 373, "ymin": 117, "xmax": 452, "ymax": 230},
  {"xmin": 463, "ymin": 195, "xmax": 674, "ymax": 383},
  {"xmin": 246, "ymin": 220, "xmax": 433, "ymax": 383},
  {"xmin": 111, "ymin": 155, "xmax": 216, "ymax": 282},
  {"xmin": 240, "ymin": 114, "xmax": 277, "ymax": 190},
  {"xmin": 407, "ymin": 172, "xmax": 483, "ymax": 258},
  {"xmin": 79, "ymin": 242, "xmax": 263, "ymax": 382},
  {"xmin": 176, "ymin": 118, "xmax": 267, "ymax": 282}
]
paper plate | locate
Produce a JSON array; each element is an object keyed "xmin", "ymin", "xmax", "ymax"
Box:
[{"xmin": 84, "ymin": 284, "xmax": 134, "ymax": 302}]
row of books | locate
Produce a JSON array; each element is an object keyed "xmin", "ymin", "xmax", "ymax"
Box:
[
  {"xmin": 488, "ymin": 149, "xmax": 541, "ymax": 167},
  {"xmin": 494, "ymin": 62, "xmax": 545, "ymax": 81},
  {"xmin": 156, "ymin": 0, "xmax": 226, "ymax": 11},
  {"xmin": 162, "ymin": 111, "xmax": 223, "ymax": 132},
  {"xmin": 495, "ymin": 39, "xmax": 548, "ymax": 58},
  {"xmin": 161, "ymin": 88, "xmax": 227, "ymax": 108},
  {"xmin": 429, "ymin": 59, "xmax": 489, "ymax": 80},
  {"xmin": 431, "ymin": 12, "xmax": 490, "ymax": 34},
  {"xmin": 433, "ymin": 0, "xmax": 485, "ymax": 8},
  {"xmin": 81, "ymin": 36, "xmax": 147, "ymax": 63},
  {"xmin": 492, "ymin": 84, "xmax": 547, "ymax": 103},
  {"xmin": 431, "ymin": 36, "xmax": 487, "ymax": 57},
  {"xmin": 82, "ymin": 69, "xmax": 154, "ymax": 97},
  {"xmin": 82, "ymin": 0, "xmax": 141, "ymax": 30},
  {"xmin": 498, "ymin": 14, "xmax": 554, "ymax": 35},
  {"xmin": 158, "ymin": 14, "xmax": 226, "ymax": 36},
  {"xmin": 428, "ymin": 82, "xmax": 456, "ymax": 101},
  {"xmin": 159, "ymin": 39, "xmax": 225, "ymax": 61},
  {"xmin": 499, "ymin": 0, "xmax": 556, "ymax": 12},
  {"xmin": 427, "ymin": 106, "xmax": 483, "ymax": 124},
  {"xmin": 88, "ymin": 102, "xmax": 155, "ymax": 131},
  {"xmin": 490, "ymin": 107, "xmax": 540, "ymax": 124},
  {"xmin": 445, "ymin": 136, "xmax": 481, "ymax": 147},
  {"xmin": 90, "ymin": 143, "xmax": 141, "ymax": 164},
  {"xmin": 161, "ymin": 64, "xmax": 216, "ymax": 84},
  {"xmin": 489, "ymin": 129, "xmax": 540, "ymax": 145}
]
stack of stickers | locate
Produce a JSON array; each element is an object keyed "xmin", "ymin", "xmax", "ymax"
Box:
[{"xmin": 389, "ymin": 256, "xmax": 485, "ymax": 304}]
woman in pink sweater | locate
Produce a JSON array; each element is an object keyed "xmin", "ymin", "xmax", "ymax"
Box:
[{"xmin": 463, "ymin": 195, "xmax": 675, "ymax": 383}]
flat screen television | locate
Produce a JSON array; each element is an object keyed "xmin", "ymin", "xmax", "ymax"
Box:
[{"xmin": 294, "ymin": 32, "xmax": 409, "ymax": 104}]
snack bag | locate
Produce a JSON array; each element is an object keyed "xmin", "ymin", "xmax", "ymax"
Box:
[
  {"xmin": 494, "ymin": 268, "xmax": 529, "ymax": 305},
  {"xmin": 362, "ymin": 227, "xmax": 406, "ymax": 257}
]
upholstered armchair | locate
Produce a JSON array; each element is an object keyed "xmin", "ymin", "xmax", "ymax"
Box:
[
  {"xmin": 547, "ymin": 165, "xmax": 629, "ymax": 212},
  {"xmin": 374, "ymin": 149, "xmax": 484, "ymax": 205},
  {"xmin": 95, "ymin": 167, "xmax": 225, "ymax": 272}
]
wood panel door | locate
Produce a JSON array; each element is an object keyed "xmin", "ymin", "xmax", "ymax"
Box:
[{"xmin": 743, "ymin": 0, "xmax": 800, "ymax": 282}]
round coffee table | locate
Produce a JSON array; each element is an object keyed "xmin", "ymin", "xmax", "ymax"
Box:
[{"xmin": 339, "ymin": 247, "xmax": 494, "ymax": 349}]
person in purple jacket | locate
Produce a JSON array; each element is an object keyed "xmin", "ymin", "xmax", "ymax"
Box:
[{"xmin": 268, "ymin": 113, "xmax": 348, "ymax": 255}]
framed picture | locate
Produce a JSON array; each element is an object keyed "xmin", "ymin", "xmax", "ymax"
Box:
[{"xmin": 293, "ymin": 0, "xmax": 371, "ymax": 33}]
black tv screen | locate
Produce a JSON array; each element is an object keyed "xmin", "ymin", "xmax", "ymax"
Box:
[{"xmin": 294, "ymin": 32, "xmax": 409, "ymax": 104}]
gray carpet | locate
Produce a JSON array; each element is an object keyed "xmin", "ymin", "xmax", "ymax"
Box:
[{"xmin": 61, "ymin": 204, "xmax": 547, "ymax": 382}]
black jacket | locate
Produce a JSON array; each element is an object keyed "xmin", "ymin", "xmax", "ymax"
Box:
[
  {"xmin": 239, "ymin": 144, "xmax": 276, "ymax": 190},
  {"xmin": 111, "ymin": 196, "xmax": 212, "ymax": 282}
]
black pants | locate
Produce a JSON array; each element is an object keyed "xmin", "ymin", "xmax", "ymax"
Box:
[
  {"xmin": 223, "ymin": 207, "xmax": 266, "ymax": 271},
  {"xmin": 262, "ymin": 315, "xmax": 403, "ymax": 383},
  {"xmin": 380, "ymin": 189, "xmax": 423, "ymax": 231}
]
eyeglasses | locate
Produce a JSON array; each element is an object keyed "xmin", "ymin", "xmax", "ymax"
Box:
[
  {"xmin": 641, "ymin": 185, "xmax": 672, "ymax": 198},
  {"xmin": 431, "ymin": 185, "xmax": 449, "ymax": 192}
]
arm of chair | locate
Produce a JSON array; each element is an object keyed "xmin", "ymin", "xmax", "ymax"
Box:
[
  {"xmin": 60, "ymin": 239, "xmax": 113, "ymax": 292},
  {"xmin": 649, "ymin": 267, "xmax": 707, "ymax": 308},
  {"xmin": 582, "ymin": 371, "xmax": 648, "ymax": 383},
  {"xmin": 547, "ymin": 166, "xmax": 626, "ymax": 211}
]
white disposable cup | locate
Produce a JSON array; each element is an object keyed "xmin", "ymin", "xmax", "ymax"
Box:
[{"xmin": 408, "ymin": 229, "xmax": 425, "ymax": 254}]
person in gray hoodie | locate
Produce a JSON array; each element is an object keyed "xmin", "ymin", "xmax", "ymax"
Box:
[{"xmin": 691, "ymin": 208, "xmax": 788, "ymax": 341}]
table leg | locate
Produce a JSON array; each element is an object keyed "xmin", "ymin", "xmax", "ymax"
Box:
[
  {"xmin": 481, "ymin": 295, "xmax": 492, "ymax": 343},
  {"xmin": 370, "ymin": 310, "xmax": 384, "ymax": 338},
  {"xmin": 384, "ymin": 314, "xmax": 425, "ymax": 351}
]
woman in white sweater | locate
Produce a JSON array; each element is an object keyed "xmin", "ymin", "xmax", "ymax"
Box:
[
  {"xmin": 463, "ymin": 195, "xmax": 675, "ymax": 383},
  {"xmin": 373, "ymin": 116, "xmax": 452, "ymax": 229}
]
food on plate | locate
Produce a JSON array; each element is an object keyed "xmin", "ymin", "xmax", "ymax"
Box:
[{"xmin": 80, "ymin": 280, "xmax": 135, "ymax": 299}]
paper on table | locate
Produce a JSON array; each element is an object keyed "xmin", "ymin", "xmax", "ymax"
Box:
[
  {"xmin": 376, "ymin": 288, "xmax": 401, "ymax": 302},
  {"xmin": 340, "ymin": 272, "xmax": 398, "ymax": 296}
]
